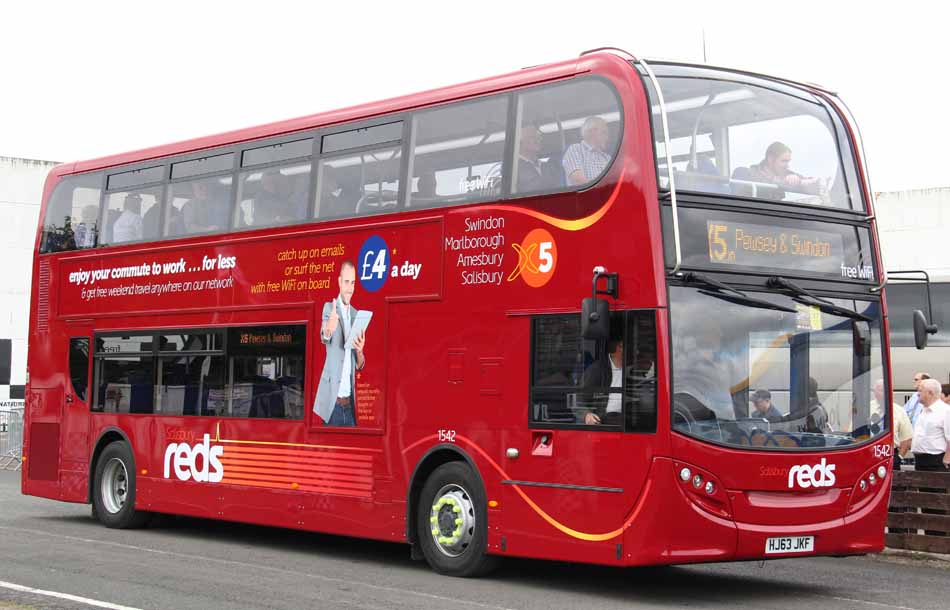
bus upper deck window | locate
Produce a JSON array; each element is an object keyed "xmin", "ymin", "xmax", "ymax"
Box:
[
  {"xmin": 408, "ymin": 96, "xmax": 508, "ymax": 208},
  {"xmin": 513, "ymin": 79, "xmax": 621, "ymax": 196},
  {"xmin": 40, "ymin": 174, "xmax": 103, "ymax": 253},
  {"xmin": 648, "ymin": 71, "xmax": 863, "ymax": 211},
  {"xmin": 164, "ymin": 176, "xmax": 234, "ymax": 237}
]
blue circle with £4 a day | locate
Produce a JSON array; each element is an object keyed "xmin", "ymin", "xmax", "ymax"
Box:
[{"xmin": 357, "ymin": 235, "xmax": 390, "ymax": 292}]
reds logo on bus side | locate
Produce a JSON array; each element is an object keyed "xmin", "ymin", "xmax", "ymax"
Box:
[
  {"xmin": 787, "ymin": 458, "xmax": 836, "ymax": 489},
  {"xmin": 164, "ymin": 433, "xmax": 224, "ymax": 483}
]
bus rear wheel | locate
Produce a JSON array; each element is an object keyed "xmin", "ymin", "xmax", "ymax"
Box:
[
  {"xmin": 92, "ymin": 441, "xmax": 150, "ymax": 529},
  {"xmin": 416, "ymin": 462, "xmax": 497, "ymax": 577}
]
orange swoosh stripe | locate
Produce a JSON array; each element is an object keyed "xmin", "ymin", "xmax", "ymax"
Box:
[
  {"xmin": 223, "ymin": 446, "xmax": 374, "ymax": 462},
  {"xmin": 403, "ymin": 433, "xmax": 649, "ymax": 542},
  {"xmin": 481, "ymin": 169, "xmax": 623, "ymax": 232},
  {"xmin": 219, "ymin": 453, "xmax": 373, "ymax": 470},
  {"xmin": 220, "ymin": 477, "xmax": 371, "ymax": 498},
  {"xmin": 221, "ymin": 471, "xmax": 372, "ymax": 490},
  {"xmin": 219, "ymin": 457, "xmax": 371, "ymax": 477},
  {"xmin": 222, "ymin": 464, "xmax": 373, "ymax": 485},
  {"xmin": 213, "ymin": 422, "xmax": 381, "ymax": 453}
]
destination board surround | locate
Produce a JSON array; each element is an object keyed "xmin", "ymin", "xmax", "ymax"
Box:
[{"xmin": 665, "ymin": 207, "xmax": 877, "ymax": 282}]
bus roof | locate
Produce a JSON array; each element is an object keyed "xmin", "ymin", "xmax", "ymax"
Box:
[
  {"xmin": 56, "ymin": 53, "xmax": 604, "ymax": 179},
  {"xmin": 51, "ymin": 51, "xmax": 838, "ymax": 182}
]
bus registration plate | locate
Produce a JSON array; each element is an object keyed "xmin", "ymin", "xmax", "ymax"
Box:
[{"xmin": 765, "ymin": 535, "xmax": 814, "ymax": 554}]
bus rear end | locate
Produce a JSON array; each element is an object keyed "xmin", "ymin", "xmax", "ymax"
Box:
[{"xmin": 640, "ymin": 62, "xmax": 891, "ymax": 563}]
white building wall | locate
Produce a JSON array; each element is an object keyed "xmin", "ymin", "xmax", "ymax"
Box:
[
  {"xmin": 875, "ymin": 187, "xmax": 950, "ymax": 280},
  {"xmin": 0, "ymin": 156, "xmax": 58, "ymax": 407}
]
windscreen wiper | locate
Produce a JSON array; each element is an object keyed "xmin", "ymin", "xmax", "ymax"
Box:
[
  {"xmin": 682, "ymin": 272, "xmax": 797, "ymax": 313},
  {"xmin": 766, "ymin": 276, "xmax": 871, "ymax": 322}
]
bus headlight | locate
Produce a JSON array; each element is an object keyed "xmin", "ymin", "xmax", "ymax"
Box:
[
  {"xmin": 680, "ymin": 468, "xmax": 691, "ymax": 482},
  {"xmin": 877, "ymin": 465, "xmax": 887, "ymax": 479}
]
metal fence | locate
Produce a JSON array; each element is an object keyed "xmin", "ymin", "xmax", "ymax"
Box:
[{"xmin": 0, "ymin": 408, "xmax": 24, "ymax": 471}]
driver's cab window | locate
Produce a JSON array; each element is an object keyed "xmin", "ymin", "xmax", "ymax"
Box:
[{"xmin": 530, "ymin": 311, "xmax": 656, "ymax": 431}]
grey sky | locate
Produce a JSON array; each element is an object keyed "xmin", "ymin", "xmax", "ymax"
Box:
[{"xmin": 3, "ymin": 1, "xmax": 947, "ymax": 192}]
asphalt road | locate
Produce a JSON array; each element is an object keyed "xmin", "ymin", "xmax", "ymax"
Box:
[{"xmin": 0, "ymin": 470, "xmax": 947, "ymax": 610}]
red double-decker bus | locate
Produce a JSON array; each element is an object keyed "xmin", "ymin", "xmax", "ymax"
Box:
[{"xmin": 23, "ymin": 49, "xmax": 894, "ymax": 576}]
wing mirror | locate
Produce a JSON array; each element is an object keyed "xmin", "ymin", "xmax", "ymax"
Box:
[
  {"xmin": 582, "ymin": 266, "xmax": 618, "ymax": 340},
  {"xmin": 913, "ymin": 309, "xmax": 938, "ymax": 350}
]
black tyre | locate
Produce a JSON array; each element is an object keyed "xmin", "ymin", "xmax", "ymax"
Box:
[
  {"xmin": 416, "ymin": 462, "xmax": 497, "ymax": 577},
  {"xmin": 92, "ymin": 441, "xmax": 149, "ymax": 529}
]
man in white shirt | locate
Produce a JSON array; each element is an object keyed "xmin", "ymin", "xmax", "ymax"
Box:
[
  {"xmin": 910, "ymin": 378, "xmax": 950, "ymax": 471},
  {"xmin": 112, "ymin": 194, "xmax": 143, "ymax": 243},
  {"xmin": 904, "ymin": 372, "xmax": 931, "ymax": 426}
]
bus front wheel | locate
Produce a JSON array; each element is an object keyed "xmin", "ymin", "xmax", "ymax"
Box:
[
  {"xmin": 92, "ymin": 441, "xmax": 150, "ymax": 529},
  {"xmin": 416, "ymin": 462, "xmax": 497, "ymax": 577}
]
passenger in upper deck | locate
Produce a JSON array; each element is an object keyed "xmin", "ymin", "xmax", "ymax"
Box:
[
  {"xmin": 183, "ymin": 180, "xmax": 228, "ymax": 234},
  {"xmin": 318, "ymin": 166, "xmax": 353, "ymax": 218},
  {"xmin": 734, "ymin": 141, "xmax": 822, "ymax": 198},
  {"xmin": 112, "ymin": 194, "xmax": 143, "ymax": 243},
  {"xmin": 562, "ymin": 116, "xmax": 611, "ymax": 186},
  {"xmin": 253, "ymin": 170, "xmax": 294, "ymax": 225},
  {"xmin": 516, "ymin": 122, "xmax": 560, "ymax": 192},
  {"xmin": 74, "ymin": 205, "xmax": 99, "ymax": 248}
]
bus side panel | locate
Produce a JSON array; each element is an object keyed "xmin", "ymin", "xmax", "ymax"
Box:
[
  {"xmin": 21, "ymin": 387, "xmax": 63, "ymax": 501},
  {"xmin": 624, "ymin": 457, "xmax": 737, "ymax": 566},
  {"xmin": 387, "ymin": 299, "xmax": 509, "ymax": 553}
]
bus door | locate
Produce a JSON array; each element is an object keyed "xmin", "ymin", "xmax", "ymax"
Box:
[
  {"xmin": 62, "ymin": 324, "xmax": 93, "ymax": 469},
  {"xmin": 59, "ymin": 323, "xmax": 92, "ymax": 501},
  {"xmin": 501, "ymin": 310, "xmax": 658, "ymax": 562}
]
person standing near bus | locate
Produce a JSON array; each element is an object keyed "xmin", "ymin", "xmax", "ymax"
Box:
[
  {"xmin": 871, "ymin": 379, "xmax": 913, "ymax": 465},
  {"xmin": 314, "ymin": 260, "xmax": 366, "ymax": 426},
  {"xmin": 910, "ymin": 379, "xmax": 950, "ymax": 470},
  {"xmin": 562, "ymin": 116, "xmax": 611, "ymax": 185},
  {"xmin": 904, "ymin": 372, "xmax": 931, "ymax": 426}
]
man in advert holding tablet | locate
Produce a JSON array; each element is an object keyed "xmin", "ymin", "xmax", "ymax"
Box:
[{"xmin": 314, "ymin": 260, "xmax": 371, "ymax": 426}]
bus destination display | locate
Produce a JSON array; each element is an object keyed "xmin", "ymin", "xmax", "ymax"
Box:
[{"xmin": 705, "ymin": 219, "xmax": 871, "ymax": 280}]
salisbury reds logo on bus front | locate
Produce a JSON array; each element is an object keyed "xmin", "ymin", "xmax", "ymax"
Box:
[
  {"xmin": 164, "ymin": 433, "xmax": 224, "ymax": 483},
  {"xmin": 787, "ymin": 458, "xmax": 836, "ymax": 489}
]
